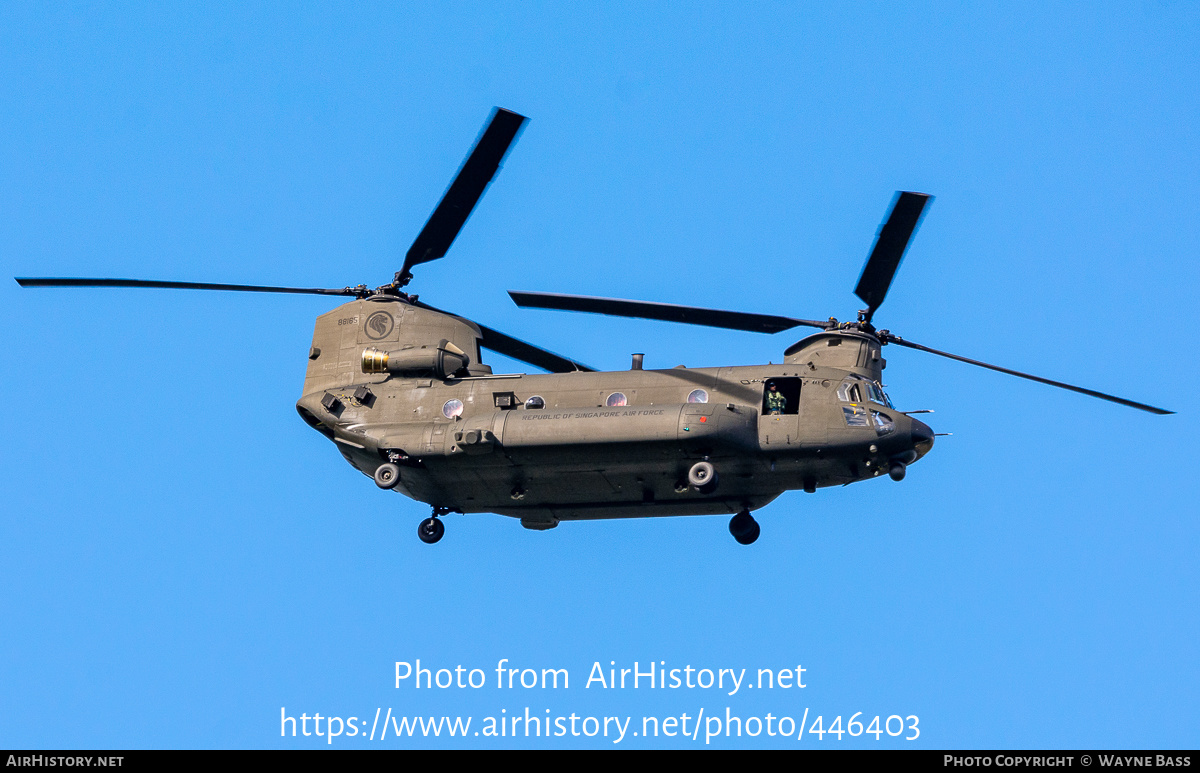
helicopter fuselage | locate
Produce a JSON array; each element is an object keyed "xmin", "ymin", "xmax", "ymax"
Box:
[
  {"xmin": 295, "ymin": 296, "xmax": 934, "ymax": 531},
  {"xmin": 18, "ymin": 107, "xmax": 1167, "ymax": 545}
]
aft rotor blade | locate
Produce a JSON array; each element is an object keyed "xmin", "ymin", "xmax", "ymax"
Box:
[
  {"xmin": 509, "ymin": 291, "xmax": 829, "ymax": 334},
  {"xmin": 882, "ymin": 333, "xmax": 1173, "ymax": 415},
  {"xmin": 410, "ymin": 298, "xmax": 594, "ymax": 373},
  {"xmin": 399, "ymin": 108, "xmax": 527, "ymax": 285},
  {"xmin": 16, "ymin": 277, "xmax": 364, "ymax": 296},
  {"xmin": 854, "ymin": 191, "xmax": 932, "ymax": 323},
  {"xmin": 476, "ymin": 324, "xmax": 596, "ymax": 374}
]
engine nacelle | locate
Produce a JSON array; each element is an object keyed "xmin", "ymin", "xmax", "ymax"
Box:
[{"xmin": 361, "ymin": 340, "xmax": 470, "ymax": 379}]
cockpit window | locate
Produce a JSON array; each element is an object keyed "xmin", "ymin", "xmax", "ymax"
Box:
[
  {"xmin": 841, "ymin": 377, "xmax": 892, "ymax": 408},
  {"xmin": 842, "ymin": 405, "xmax": 869, "ymax": 427},
  {"xmin": 837, "ymin": 381, "xmax": 862, "ymax": 403},
  {"xmin": 873, "ymin": 381, "xmax": 892, "ymax": 410}
]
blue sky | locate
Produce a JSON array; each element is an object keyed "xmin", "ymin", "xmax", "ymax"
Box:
[{"xmin": 1, "ymin": 3, "xmax": 1197, "ymax": 749}]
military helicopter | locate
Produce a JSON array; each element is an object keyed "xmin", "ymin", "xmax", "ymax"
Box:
[{"xmin": 17, "ymin": 107, "xmax": 1171, "ymax": 545}]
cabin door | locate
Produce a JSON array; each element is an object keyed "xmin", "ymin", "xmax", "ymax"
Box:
[{"xmin": 757, "ymin": 377, "xmax": 802, "ymax": 448}]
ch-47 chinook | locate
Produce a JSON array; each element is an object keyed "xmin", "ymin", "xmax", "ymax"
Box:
[{"xmin": 17, "ymin": 108, "xmax": 1172, "ymax": 545}]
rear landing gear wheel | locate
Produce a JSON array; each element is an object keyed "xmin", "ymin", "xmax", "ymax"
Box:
[
  {"xmin": 374, "ymin": 463, "xmax": 401, "ymax": 489},
  {"xmin": 729, "ymin": 510, "xmax": 760, "ymax": 545},
  {"xmin": 688, "ymin": 461, "xmax": 718, "ymax": 493},
  {"xmin": 417, "ymin": 517, "xmax": 444, "ymax": 544}
]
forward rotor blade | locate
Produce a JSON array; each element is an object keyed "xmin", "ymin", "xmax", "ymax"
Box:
[
  {"xmin": 882, "ymin": 333, "xmax": 1173, "ymax": 415},
  {"xmin": 854, "ymin": 191, "xmax": 932, "ymax": 322},
  {"xmin": 509, "ymin": 291, "xmax": 829, "ymax": 334},
  {"xmin": 399, "ymin": 107, "xmax": 527, "ymax": 285},
  {"xmin": 16, "ymin": 277, "xmax": 364, "ymax": 296}
]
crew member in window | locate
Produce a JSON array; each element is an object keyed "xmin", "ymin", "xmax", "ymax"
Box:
[{"xmin": 766, "ymin": 383, "xmax": 787, "ymax": 415}]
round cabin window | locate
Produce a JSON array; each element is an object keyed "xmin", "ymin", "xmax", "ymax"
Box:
[
  {"xmin": 687, "ymin": 389, "xmax": 709, "ymax": 404},
  {"xmin": 606, "ymin": 392, "xmax": 627, "ymax": 407},
  {"xmin": 442, "ymin": 399, "xmax": 464, "ymax": 419},
  {"xmin": 525, "ymin": 395, "xmax": 545, "ymax": 409}
]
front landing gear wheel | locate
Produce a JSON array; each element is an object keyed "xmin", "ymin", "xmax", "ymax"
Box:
[
  {"xmin": 735, "ymin": 521, "xmax": 760, "ymax": 545},
  {"xmin": 729, "ymin": 510, "xmax": 760, "ymax": 545},
  {"xmin": 374, "ymin": 463, "xmax": 401, "ymax": 489},
  {"xmin": 417, "ymin": 517, "xmax": 444, "ymax": 544}
]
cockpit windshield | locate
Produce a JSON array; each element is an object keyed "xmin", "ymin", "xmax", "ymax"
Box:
[
  {"xmin": 838, "ymin": 376, "xmax": 893, "ymax": 408},
  {"xmin": 866, "ymin": 381, "xmax": 893, "ymax": 408}
]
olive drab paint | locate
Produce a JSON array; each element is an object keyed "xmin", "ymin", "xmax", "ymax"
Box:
[
  {"xmin": 17, "ymin": 107, "xmax": 1170, "ymax": 545},
  {"xmin": 296, "ymin": 308, "xmax": 934, "ymax": 535}
]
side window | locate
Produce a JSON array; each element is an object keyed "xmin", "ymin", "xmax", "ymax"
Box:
[{"xmin": 761, "ymin": 377, "xmax": 801, "ymax": 415}]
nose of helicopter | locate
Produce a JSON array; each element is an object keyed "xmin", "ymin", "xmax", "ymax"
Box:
[{"xmin": 910, "ymin": 417, "xmax": 935, "ymax": 459}]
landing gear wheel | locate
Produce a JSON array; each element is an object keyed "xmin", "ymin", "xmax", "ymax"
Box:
[
  {"xmin": 735, "ymin": 521, "xmax": 760, "ymax": 545},
  {"xmin": 688, "ymin": 461, "xmax": 718, "ymax": 493},
  {"xmin": 374, "ymin": 463, "xmax": 401, "ymax": 489},
  {"xmin": 729, "ymin": 510, "xmax": 760, "ymax": 545},
  {"xmin": 417, "ymin": 517, "xmax": 444, "ymax": 544}
]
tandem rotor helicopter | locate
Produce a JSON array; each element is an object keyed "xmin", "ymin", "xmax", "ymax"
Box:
[{"xmin": 18, "ymin": 107, "xmax": 1172, "ymax": 545}]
